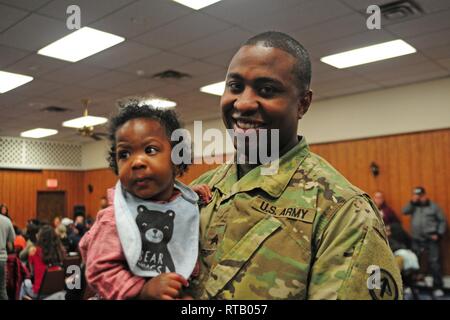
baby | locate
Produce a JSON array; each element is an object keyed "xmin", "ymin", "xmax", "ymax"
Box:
[{"xmin": 79, "ymin": 102, "xmax": 211, "ymax": 300}]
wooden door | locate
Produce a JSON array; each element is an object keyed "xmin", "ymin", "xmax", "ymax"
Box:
[{"xmin": 36, "ymin": 191, "xmax": 66, "ymax": 224}]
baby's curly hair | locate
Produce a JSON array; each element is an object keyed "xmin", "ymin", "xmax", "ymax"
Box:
[{"xmin": 108, "ymin": 97, "xmax": 190, "ymax": 176}]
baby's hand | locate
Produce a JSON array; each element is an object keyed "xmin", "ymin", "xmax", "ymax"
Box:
[
  {"xmin": 139, "ymin": 273, "xmax": 188, "ymax": 300},
  {"xmin": 191, "ymin": 184, "xmax": 212, "ymax": 204}
]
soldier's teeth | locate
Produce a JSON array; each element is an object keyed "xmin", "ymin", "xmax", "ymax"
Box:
[{"xmin": 237, "ymin": 120, "xmax": 261, "ymax": 129}]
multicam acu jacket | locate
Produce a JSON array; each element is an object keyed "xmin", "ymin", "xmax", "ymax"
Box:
[{"xmin": 190, "ymin": 138, "xmax": 402, "ymax": 300}]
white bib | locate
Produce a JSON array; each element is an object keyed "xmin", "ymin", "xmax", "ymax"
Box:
[{"xmin": 114, "ymin": 180, "xmax": 199, "ymax": 279}]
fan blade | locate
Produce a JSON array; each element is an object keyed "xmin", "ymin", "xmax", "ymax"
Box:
[{"xmin": 90, "ymin": 134, "xmax": 102, "ymax": 141}]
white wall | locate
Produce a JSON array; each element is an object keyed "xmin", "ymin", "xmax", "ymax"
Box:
[
  {"xmin": 81, "ymin": 77, "xmax": 450, "ymax": 167},
  {"xmin": 81, "ymin": 139, "xmax": 110, "ymax": 170},
  {"xmin": 301, "ymin": 76, "xmax": 450, "ymax": 144}
]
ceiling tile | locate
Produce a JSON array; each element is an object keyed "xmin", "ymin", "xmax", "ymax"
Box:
[
  {"xmin": 202, "ymin": 47, "xmax": 238, "ymax": 67},
  {"xmin": 82, "ymin": 41, "xmax": 159, "ymax": 69},
  {"xmin": 91, "ymin": 0, "xmax": 191, "ymax": 38},
  {"xmin": 119, "ymin": 51, "xmax": 193, "ymax": 75},
  {"xmin": 7, "ymin": 79, "xmax": 62, "ymax": 97},
  {"xmin": 38, "ymin": 0, "xmax": 134, "ymax": 24},
  {"xmin": 291, "ymin": 13, "xmax": 368, "ymax": 47},
  {"xmin": 0, "ymin": 14, "xmax": 70, "ymax": 51},
  {"xmin": 135, "ymin": 12, "xmax": 231, "ymax": 50},
  {"xmin": 169, "ymin": 27, "xmax": 253, "ymax": 59},
  {"xmin": 0, "ymin": 4, "xmax": 29, "ymax": 32},
  {"xmin": 109, "ymin": 78, "xmax": 164, "ymax": 96},
  {"xmin": 421, "ymin": 43, "xmax": 450, "ymax": 60},
  {"xmin": 5, "ymin": 52, "xmax": 68, "ymax": 77},
  {"xmin": 80, "ymin": 70, "xmax": 138, "ymax": 90},
  {"xmin": 308, "ymin": 29, "xmax": 396, "ymax": 59},
  {"xmin": 40, "ymin": 85, "xmax": 96, "ymax": 101},
  {"xmin": 405, "ymin": 27, "xmax": 450, "ymax": 50},
  {"xmin": 40, "ymin": 62, "xmax": 108, "ymax": 85},
  {"xmin": 0, "ymin": 45, "xmax": 30, "ymax": 68},
  {"xmin": 240, "ymin": 0, "xmax": 352, "ymax": 33},
  {"xmin": 203, "ymin": 0, "xmax": 306, "ymax": 25},
  {"xmin": 387, "ymin": 9, "xmax": 450, "ymax": 38},
  {"xmin": 0, "ymin": 0, "xmax": 51, "ymax": 11}
]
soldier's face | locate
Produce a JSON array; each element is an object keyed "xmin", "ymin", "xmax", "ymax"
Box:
[{"xmin": 221, "ymin": 45, "xmax": 311, "ymax": 154}]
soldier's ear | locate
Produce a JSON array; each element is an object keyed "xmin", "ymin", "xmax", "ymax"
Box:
[{"xmin": 297, "ymin": 89, "xmax": 312, "ymax": 119}]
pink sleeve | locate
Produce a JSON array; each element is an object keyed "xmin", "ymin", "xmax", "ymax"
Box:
[{"xmin": 79, "ymin": 209, "xmax": 146, "ymax": 300}]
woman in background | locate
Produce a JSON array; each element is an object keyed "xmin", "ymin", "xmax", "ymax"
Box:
[{"xmin": 20, "ymin": 225, "xmax": 65, "ymax": 299}]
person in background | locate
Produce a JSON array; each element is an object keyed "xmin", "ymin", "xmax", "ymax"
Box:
[
  {"xmin": 0, "ymin": 212, "xmax": 15, "ymax": 299},
  {"xmin": 0, "ymin": 204, "xmax": 11, "ymax": 220},
  {"xmin": 55, "ymin": 224, "xmax": 70, "ymax": 252},
  {"xmin": 373, "ymin": 191, "xmax": 400, "ymax": 227},
  {"xmin": 19, "ymin": 225, "xmax": 65, "ymax": 299},
  {"xmin": 403, "ymin": 186, "xmax": 447, "ymax": 298},
  {"xmin": 99, "ymin": 197, "xmax": 109, "ymax": 210},
  {"xmin": 19, "ymin": 221, "xmax": 40, "ymax": 263},
  {"xmin": 13, "ymin": 226, "xmax": 26, "ymax": 254},
  {"xmin": 53, "ymin": 216, "xmax": 61, "ymax": 229}
]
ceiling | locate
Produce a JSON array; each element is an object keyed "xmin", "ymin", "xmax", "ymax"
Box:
[{"xmin": 0, "ymin": 0, "xmax": 449, "ymax": 143}]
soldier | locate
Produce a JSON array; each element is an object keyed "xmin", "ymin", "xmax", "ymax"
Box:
[{"xmin": 190, "ymin": 31, "xmax": 402, "ymax": 300}]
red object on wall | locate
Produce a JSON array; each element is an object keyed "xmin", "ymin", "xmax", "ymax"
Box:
[{"xmin": 46, "ymin": 179, "xmax": 58, "ymax": 188}]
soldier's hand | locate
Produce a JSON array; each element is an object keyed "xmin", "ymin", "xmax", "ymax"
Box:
[{"xmin": 139, "ymin": 273, "xmax": 189, "ymax": 300}]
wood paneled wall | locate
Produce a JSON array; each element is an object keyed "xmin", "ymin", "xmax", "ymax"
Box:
[
  {"xmin": 1, "ymin": 129, "xmax": 449, "ymax": 272},
  {"xmin": 83, "ymin": 168, "xmax": 117, "ymax": 218},
  {"xmin": 0, "ymin": 170, "xmax": 84, "ymax": 228}
]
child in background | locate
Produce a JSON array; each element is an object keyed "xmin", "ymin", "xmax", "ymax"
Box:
[
  {"xmin": 20, "ymin": 225, "xmax": 64, "ymax": 299},
  {"xmin": 79, "ymin": 101, "xmax": 211, "ymax": 300}
]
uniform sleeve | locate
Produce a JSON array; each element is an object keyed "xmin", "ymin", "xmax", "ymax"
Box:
[
  {"xmin": 79, "ymin": 214, "xmax": 146, "ymax": 300},
  {"xmin": 308, "ymin": 195, "xmax": 403, "ymax": 300}
]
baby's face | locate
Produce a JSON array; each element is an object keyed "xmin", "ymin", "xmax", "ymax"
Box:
[{"xmin": 116, "ymin": 118, "xmax": 175, "ymax": 201}]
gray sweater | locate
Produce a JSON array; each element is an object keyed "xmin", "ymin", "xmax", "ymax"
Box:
[
  {"xmin": 403, "ymin": 200, "xmax": 447, "ymax": 241},
  {"xmin": 0, "ymin": 214, "xmax": 15, "ymax": 261}
]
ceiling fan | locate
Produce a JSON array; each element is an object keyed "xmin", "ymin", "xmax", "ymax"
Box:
[{"xmin": 76, "ymin": 99, "xmax": 108, "ymax": 141}]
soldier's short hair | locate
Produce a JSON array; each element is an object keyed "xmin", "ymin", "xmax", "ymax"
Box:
[{"xmin": 242, "ymin": 31, "xmax": 312, "ymax": 93}]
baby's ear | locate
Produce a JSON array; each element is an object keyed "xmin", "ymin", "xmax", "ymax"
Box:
[{"xmin": 166, "ymin": 210, "xmax": 175, "ymax": 219}]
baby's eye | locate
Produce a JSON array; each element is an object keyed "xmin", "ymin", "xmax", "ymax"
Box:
[
  {"xmin": 163, "ymin": 226, "xmax": 169, "ymax": 230},
  {"xmin": 117, "ymin": 150, "xmax": 130, "ymax": 160},
  {"xmin": 145, "ymin": 146, "xmax": 158, "ymax": 155},
  {"xmin": 142, "ymin": 222, "xmax": 147, "ymax": 227}
]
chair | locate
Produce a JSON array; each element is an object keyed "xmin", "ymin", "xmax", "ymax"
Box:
[
  {"xmin": 62, "ymin": 255, "xmax": 81, "ymax": 271},
  {"xmin": 37, "ymin": 267, "xmax": 66, "ymax": 299}
]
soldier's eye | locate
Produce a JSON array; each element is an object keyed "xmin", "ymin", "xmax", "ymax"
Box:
[
  {"xmin": 164, "ymin": 226, "xmax": 169, "ymax": 230},
  {"xmin": 142, "ymin": 223, "xmax": 147, "ymax": 227}
]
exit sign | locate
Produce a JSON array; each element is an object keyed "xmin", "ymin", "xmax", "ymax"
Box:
[{"xmin": 46, "ymin": 179, "xmax": 58, "ymax": 188}]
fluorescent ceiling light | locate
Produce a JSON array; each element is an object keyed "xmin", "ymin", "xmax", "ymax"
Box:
[
  {"xmin": 141, "ymin": 99, "xmax": 177, "ymax": 109},
  {"xmin": 200, "ymin": 81, "xmax": 225, "ymax": 96},
  {"xmin": 172, "ymin": 0, "xmax": 222, "ymax": 10},
  {"xmin": 62, "ymin": 115, "xmax": 108, "ymax": 129},
  {"xmin": 0, "ymin": 71, "xmax": 33, "ymax": 93},
  {"xmin": 38, "ymin": 27, "xmax": 125, "ymax": 62},
  {"xmin": 21, "ymin": 128, "xmax": 58, "ymax": 138},
  {"xmin": 320, "ymin": 40, "xmax": 416, "ymax": 69}
]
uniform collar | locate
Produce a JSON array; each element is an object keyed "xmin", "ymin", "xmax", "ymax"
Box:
[{"xmin": 213, "ymin": 137, "xmax": 310, "ymax": 198}]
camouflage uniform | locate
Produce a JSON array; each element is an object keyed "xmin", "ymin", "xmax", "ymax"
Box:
[{"xmin": 190, "ymin": 138, "xmax": 402, "ymax": 300}]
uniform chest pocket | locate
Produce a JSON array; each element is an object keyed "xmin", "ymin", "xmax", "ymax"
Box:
[{"xmin": 204, "ymin": 216, "xmax": 282, "ymax": 298}]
